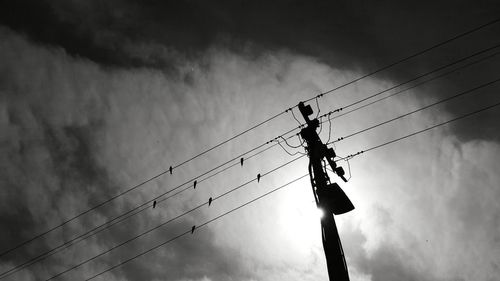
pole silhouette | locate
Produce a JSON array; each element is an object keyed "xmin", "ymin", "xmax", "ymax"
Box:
[{"xmin": 298, "ymin": 101, "xmax": 354, "ymax": 281}]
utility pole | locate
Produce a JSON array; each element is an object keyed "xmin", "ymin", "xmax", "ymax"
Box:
[{"xmin": 298, "ymin": 101, "xmax": 354, "ymax": 281}]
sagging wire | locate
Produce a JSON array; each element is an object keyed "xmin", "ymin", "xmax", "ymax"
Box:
[
  {"xmin": 277, "ymin": 139, "xmax": 304, "ymax": 156},
  {"xmin": 338, "ymin": 151, "xmax": 365, "ymax": 181},
  {"xmin": 289, "ymin": 107, "xmax": 302, "ymax": 125},
  {"xmin": 317, "ymin": 116, "xmax": 324, "ymax": 135},
  {"xmin": 341, "ymin": 156, "xmax": 353, "ymax": 182},
  {"xmin": 326, "ymin": 114, "xmax": 333, "ymax": 144},
  {"xmin": 277, "ymin": 136, "xmax": 306, "ymax": 156},
  {"xmin": 325, "ymin": 154, "xmax": 353, "ymax": 181},
  {"xmin": 279, "ymin": 135, "xmax": 303, "ymax": 149},
  {"xmin": 315, "ymin": 97, "xmax": 321, "ymax": 118},
  {"xmin": 296, "ymin": 134, "xmax": 306, "ymax": 148},
  {"xmin": 296, "ymin": 133, "xmax": 308, "ymax": 155}
]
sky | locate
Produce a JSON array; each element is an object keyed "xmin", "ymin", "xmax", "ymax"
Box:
[{"xmin": 1, "ymin": 1, "xmax": 500, "ymax": 281}]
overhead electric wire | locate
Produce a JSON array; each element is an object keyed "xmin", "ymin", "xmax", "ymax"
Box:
[
  {"xmin": 341, "ymin": 99, "xmax": 500, "ymax": 160},
  {"xmin": 318, "ymin": 42, "xmax": 500, "ymax": 119},
  {"xmin": 311, "ymin": 47, "xmax": 500, "ymax": 143},
  {"xmin": 277, "ymin": 140, "xmax": 305, "ymax": 156},
  {"xmin": 302, "ymin": 17, "xmax": 500, "ymax": 103},
  {"xmin": 290, "ymin": 108, "xmax": 302, "ymax": 125},
  {"xmin": 330, "ymin": 77, "xmax": 500, "ymax": 144},
  {"xmin": 278, "ymin": 135, "xmax": 303, "ymax": 149},
  {"xmin": 310, "ymin": 46, "xmax": 500, "ymax": 143},
  {"xmin": 331, "ymin": 50, "xmax": 500, "ymax": 121},
  {"xmin": 172, "ymin": 110, "xmax": 289, "ymax": 171},
  {"xmin": 0, "ymin": 123, "xmax": 302, "ymax": 260},
  {"xmin": 43, "ymin": 96, "xmax": 500, "ymax": 281},
  {"xmin": 294, "ymin": 42, "xmax": 500, "ymax": 135},
  {"xmin": 326, "ymin": 117, "xmax": 333, "ymax": 143},
  {"xmin": 84, "ymin": 174, "xmax": 311, "ymax": 281},
  {"xmin": 5, "ymin": 43, "xmax": 497, "ymax": 273},
  {"xmin": 42, "ymin": 155, "xmax": 306, "ymax": 281},
  {"xmin": 4, "ymin": 17, "xmax": 498, "ymax": 259},
  {"xmin": 42, "ymin": 84, "xmax": 500, "ymax": 278},
  {"xmin": 0, "ymin": 133, "xmax": 302, "ymax": 279}
]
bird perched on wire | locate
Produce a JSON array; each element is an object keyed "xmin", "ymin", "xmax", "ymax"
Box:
[
  {"xmin": 191, "ymin": 225, "xmax": 196, "ymax": 234},
  {"xmin": 169, "ymin": 166, "xmax": 172, "ymax": 175},
  {"xmin": 194, "ymin": 180, "xmax": 197, "ymax": 189},
  {"xmin": 240, "ymin": 157, "xmax": 244, "ymax": 166},
  {"xmin": 208, "ymin": 197, "xmax": 213, "ymax": 206},
  {"xmin": 153, "ymin": 200, "xmax": 157, "ymax": 209},
  {"xmin": 257, "ymin": 173, "xmax": 261, "ymax": 182}
]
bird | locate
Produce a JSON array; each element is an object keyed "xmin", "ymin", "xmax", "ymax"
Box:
[
  {"xmin": 169, "ymin": 166, "xmax": 172, "ymax": 175},
  {"xmin": 191, "ymin": 225, "xmax": 196, "ymax": 234},
  {"xmin": 208, "ymin": 197, "xmax": 213, "ymax": 206},
  {"xmin": 153, "ymin": 200, "xmax": 157, "ymax": 209},
  {"xmin": 257, "ymin": 173, "xmax": 261, "ymax": 182},
  {"xmin": 240, "ymin": 157, "xmax": 244, "ymax": 166},
  {"xmin": 193, "ymin": 180, "xmax": 197, "ymax": 189}
]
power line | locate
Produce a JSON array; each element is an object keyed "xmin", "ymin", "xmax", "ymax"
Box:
[
  {"xmin": 330, "ymin": 77, "xmax": 500, "ymax": 144},
  {"xmin": 318, "ymin": 42, "xmax": 500, "ymax": 119},
  {"xmin": 303, "ymin": 17, "xmax": 500, "ymax": 103},
  {"xmin": 331, "ymin": 50, "xmax": 500, "ymax": 121},
  {"xmin": 0, "ymin": 135, "xmax": 299, "ymax": 279},
  {"xmin": 3, "ymin": 118, "xmax": 314, "ymax": 278},
  {"xmin": 0, "ymin": 123, "xmax": 300, "ymax": 260},
  {"xmin": 42, "ymin": 155, "xmax": 306, "ymax": 281},
  {"xmin": 87, "ymin": 97, "xmax": 500, "ymax": 280},
  {"xmin": 14, "ymin": 39, "xmax": 496, "ymax": 265},
  {"xmin": 6, "ymin": 39, "xmax": 494, "ymax": 265},
  {"xmin": 339, "ymin": 100, "xmax": 500, "ymax": 161},
  {"xmin": 310, "ymin": 45, "xmax": 500, "ymax": 145},
  {"xmin": 172, "ymin": 111, "xmax": 288, "ymax": 171},
  {"xmin": 48, "ymin": 96, "xmax": 500, "ymax": 281},
  {"xmin": 4, "ymin": 16, "xmax": 499, "ymax": 261},
  {"xmin": 84, "ymin": 174, "xmax": 311, "ymax": 281}
]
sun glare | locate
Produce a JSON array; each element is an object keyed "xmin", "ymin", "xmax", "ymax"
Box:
[
  {"xmin": 277, "ymin": 181, "xmax": 324, "ymax": 255},
  {"xmin": 316, "ymin": 207, "xmax": 325, "ymax": 219}
]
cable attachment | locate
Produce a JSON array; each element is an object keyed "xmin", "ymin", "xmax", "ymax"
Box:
[
  {"xmin": 315, "ymin": 97, "xmax": 321, "ymax": 118},
  {"xmin": 289, "ymin": 107, "xmax": 302, "ymax": 125},
  {"xmin": 324, "ymin": 147, "xmax": 348, "ymax": 182},
  {"xmin": 345, "ymin": 150, "xmax": 364, "ymax": 160}
]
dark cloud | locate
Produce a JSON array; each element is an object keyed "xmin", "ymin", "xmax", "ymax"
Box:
[
  {"xmin": 0, "ymin": 26, "xmax": 279, "ymax": 280},
  {"xmin": 1, "ymin": 0, "xmax": 498, "ymax": 69},
  {"xmin": 0, "ymin": 108, "xmax": 117, "ymax": 268},
  {"xmin": 2, "ymin": 0, "xmax": 499, "ymax": 142},
  {"xmin": 2, "ymin": 3, "xmax": 500, "ymax": 280}
]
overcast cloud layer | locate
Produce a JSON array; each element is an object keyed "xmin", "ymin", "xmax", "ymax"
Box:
[{"xmin": 1, "ymin": 1, "xmax": 500, "ymax": 281}]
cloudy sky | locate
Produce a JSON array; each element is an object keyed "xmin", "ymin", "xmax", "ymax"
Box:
[{"xmin": 1, "ymin": 1, "xmax": 500, "ymax": 281}]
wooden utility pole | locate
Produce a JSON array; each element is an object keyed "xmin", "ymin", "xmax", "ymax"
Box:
[{"xmin": 298, "ymin": 101, "xmax": 354, "ymax": 281}]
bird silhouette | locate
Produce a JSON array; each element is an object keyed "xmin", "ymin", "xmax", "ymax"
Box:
[
  {"xmin": 194, "ymin": 180, "xmax": 197, "ymax": 189},
  {"xmin": 209, "ymin": 197, "xmax": 213, "ymax": 206},
  {"xmin": 257, "ymin": 173, "xmax": 261, "ymax": 182},
  {"xmin": 153, "ymin": 200, "xmax": 156, "ymax": 209},
  {"xmin": 191, "ymin": 225, "xmax": 196, "ymax": 234},
  {"xmin": 169, "ymin": 166, "xmax": 172, "ymax": 175},
  {"xmin": 240, "ymin": 157, "xmax": 244, "ymax": 166}
]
